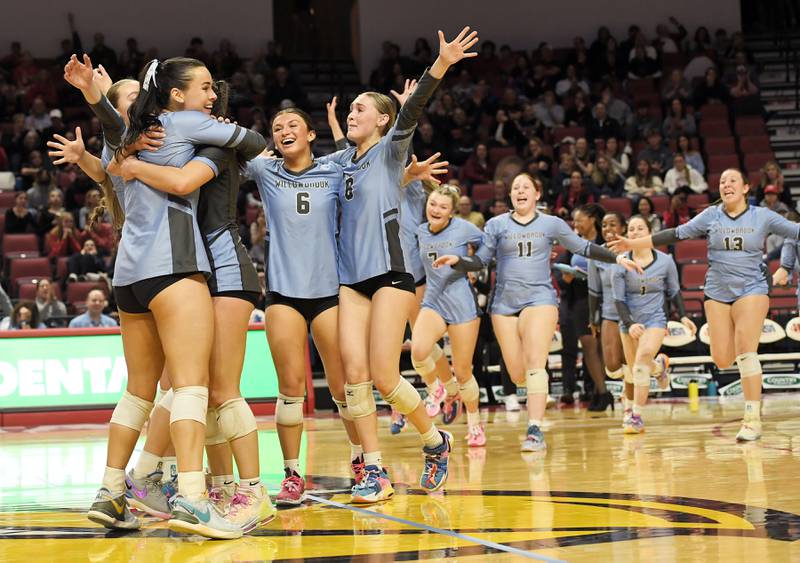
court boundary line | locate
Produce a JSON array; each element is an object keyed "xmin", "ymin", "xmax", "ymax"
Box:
[{"xmin": 305, "ymin": 493, "xmax": 565, "ymax": 562}]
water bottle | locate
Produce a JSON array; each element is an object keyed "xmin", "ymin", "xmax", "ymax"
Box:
[
  {"xmin": 706, "ymin": 379, "xmax": 718, "ymax": 397},
  {"xmin": 688, "ymin": 380, "xmax": 699, "ymax": 412}
]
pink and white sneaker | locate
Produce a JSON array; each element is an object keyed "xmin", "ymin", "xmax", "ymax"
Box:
[
  {"xmin": 425, "ymin": 383, "xmax": 446, "ymax": 418},
  {"xmin": 466, "ymin": 424, "xmax": 486, "ymax": 447},
  {"xmin": 276, "ymin": 469, "xmax": 306, "ymax": 506}
]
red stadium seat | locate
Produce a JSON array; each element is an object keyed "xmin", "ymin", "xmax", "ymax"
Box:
[
  {"xmin": 738, "ymin": 136, "xmax": 772, "ymax": 154},
  {"xmin": 628, "ymin": 78, "xmax": 657, "ymax": 97},
  {"xmin": 682, "ymin": 290, "xmax": 705, "ymax": 315},
  {"xmin": 769, "ymin": 297, "xmax": 797, "ymax": 313},
  {"xmin": 18, "ymin": 281, "xmax": 62, "ymax": 302},
  {"xmin": 2, "ymin": 233, "xmax": 38, "ymax": 254},
  {"xmin": 744, "ymin": 153, "xmax": 775, "ymax": 174},
  {"xmin": 699, "ymin": 120, "xmax": 732, "ymax": 138},
  {"xmin": 471, "ymin": 183, "xmax": 494, "ymax": 204},
  {"xmin": 600, "ymin": 197, "xmax": 632, "ymax": 216},
  {"xmin": 704, "ymin": 137, "xmax": 736, "ymax": 155},
  {"xmin": 650, "ymin": 195, "xmax": 670, "ymax": 215},
  {"xmin": 65, "ymin": 281, "xmax": 107, "ymax": 305},
  {"xmin": 707, "ymin": 173, "xmax": 721, "ymax": 192},
  {"xmin": 770, "ymin": 284, "xmax": 797, "ymax": 297},
  {"xmin": 0, "ymin": 191, "xmax": 17, "ymax": 208},
  {"xmin": 489, "ymin": 146, "xmax": 518, "ymax": 165},
  {"xmin": 674, "ymin": 239, "xmax": 707, "ymax": 264},
  {"xmin": 552, "ymin": 126, "xmax": 585, "ymax": 144},
  {"xmin": 681, "ymin": 263, "xmax": 708, "ymax": 289},
  {"xmin": 9, "ymin": 257, "xmax": 52, "ymax": 294},
  {"xmin": 686, "ymin": 193, "xmax": 709, "ymax": 210},
  {"xmin": 699, "ymin": 104, "xmax": 728, "ymax": 120},
  {"xmin": 747, "ymin": 170, "xmax": 762, "ymax": 187},
  {"xmin": 707, "ymin": 154, "xmax": 740, "ymax": 174},
  {"xmin": 55, "ymin": 256, "xmax": 69, "ymax": 281},
  {"xmin": 735, "ymin": 116, "xmax": 766, "ymax": 136}
]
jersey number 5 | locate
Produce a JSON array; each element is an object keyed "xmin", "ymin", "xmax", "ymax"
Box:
[
  {"xmin": 297, "ymin": 192, "xmax": 310, "ymax": 214},
  {"xmin": 344, "ymin": 176, "xmax": 354, "ymax": 200},
  {"xmin": 723, "ymin": 236, "xmax": 743, "ymax": 251}
]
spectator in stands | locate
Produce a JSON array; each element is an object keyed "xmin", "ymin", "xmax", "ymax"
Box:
[
  {"xmin": 456, "ymin": 195, "xmax": 485, "ymax": 229},
  {"xmin": 248, "ymin": 207, "xmax": 266, "ymax": 269},
  {"xmin": 760, "ymin": 185, "xmax": 790, "ymax": 214},
  {"xmin": 684, "ymin": 53, "xmax": 716, "ymax": 82},
  {"xmin": 63, "ymin": 168, "xmax": 96, "ymax": 213},
  {"xmin": 413, "ymin": 122, "xmax": 439, "ymax": 161},
  {"xmin": 566, "ymin": 36, "xmax": 590, "ymax": 73},
  {"xmin": 485, "ymin": 197, "xmax": 510, "ymax": 219},
  {"xmin": 757, "ymin": 161, "xmax": 791, "ymax": 207},
  {"xmin": 119, "ymin": 37, "xmax": 144, "ymax": 78},
  {"xmin": 714, "ymin": 28, "xmax": 730, "ymax": 58},
  {"xmin": 724, "ymin": 50, "xmax": 759, "ymax": 86},
  {"xmin": 20, "ymin": 145, "xmax": 45, "ymax": 190},
  {"xmin": 451, "ymin": 69, "xmax": 475, "ymax": 104},
  {"xmin": 661, "ymin": 68, "xmax": 691, "ymax": 103},
  {"xmin": 604, "ymin": 136, "xmax": 631, "ymax": 179},
  {"xmin": 565, "ymin": 90, "xmax": 592, "ymax": 128},
  {"xmin": 600, "ymin": 85, "xmax": 633, "ymax": 132},
  {"xmin": 589, "ymin": 155, "xmax": 624, "ymax": 198},
  {"xmin": 42, "ymin": 109, "xmax": 67, "ymax": 143},
  {"xmin": 460, "ymin": 143, "xmax": 493, "ymax": 188},
  {"xmin": 691, "ymin": 26, "xmax": 713, "ymax": 53},
  {"xmin": 536, "ymin": 43, "xmax": 562, "ymax": 79},
  {"xmin": 555, "ymin": 171, "xmax": 594, "ymax": 218},
  {"xmin": 25, "ymin": 70, "xmax": 58, "ymax": 109},
  {"xmin": 83, "ymin": 216, "xmax": 114, "ymax": 256},
  {"xmin": 68, "ymin": 289, "xmax": 117, "ymax": 328},
  {"xmin": 693, "ymin": 66, "xmax": 730, "ymax": 107},
  {"xmin": 0, "ymin": 301, "xmax": 45, "ymax": 330},
  {"xmin": 4, "ymin": 191, "xmax": 36, "ymax": 234},
  {"xmin": 634, "ymin": 195, "xmax": 663, "ymax": 232},
  {"xmin": 677, "ymin": 134, "xmax": 705, "ymax": 176},
  {"xmin": 664, "ymin": 153, "xmax": 708, "ymax": 194},
  {"xmin": 662, "ymin": 98, "xmax": 696, "ymax": 139},
  {"xmin": 555, "ymin": 64, "xmax": 589, "ymax": 98},
  {"xmin": 78, "ymin": 188, "xmax": 106, "ymax": 229},
  {"xmin": 24, "ymin": 97, "xmax": 51, "ymax": 132},
  {"xmin": 0, "ymin": 284, "xmax": 11, "ymax": 320},
  {"xmin": 620, "ymin": 25, "xmax": 641, "ymax": 60},
  {"xmin": 586, "ymin": 101, "xmax": 623, "ymax": 142},
  {"xmin": 654, "ymin": 23, "xmax": 680, "ymax": 54},
  {"xmin": 628, "ymin": 44, "xmax": 661, "ymax": 79},
  {"xmin": 36, "ymin": 188, "xmax": 65, "ymax": 235},
  {"xmin": 266, "ymin": 65, "xmax": 307, "ymax": 110},
  {"xmin": 493, "ymin": 108, "xmax": 526, "ymax": 149},
  {"xmin": 592, "ymin": 37, "xmax": 626, "ymax": 82},
  {"xmin": 524, "ymin": 137, "xmax": 553, "ymax": 177},
  {"xmin": 662, "ymin": 189, "xmax": 693, "ymax": 228},
  {"xmin": 1, "ymin": 41, "xmax": 23, "ymax": 73},
  {"xmin": 184, "ymin": 37, "xmax": 210, "ymax": 66},
  {"xmin": 729, "ymin": 64, "xmax": 759, "ymax": 101},
  {"xmin": 625, "ymin": 158, "xmax": 665, "ymax": 198},
  {"xmin": 67, "ymin": 238, "xmax": 106, "ymax": 281},
  {"xmin": 46, "ymin": 211, "xmax": 83, "ymax": 258},
  {"xmin": 3, "ymin": 113, "xmax": 28, "ymax": 171},
  {"xmin": 13, "ymin": 52, "xmax": 39, "ymax": 89},
  {"xmin": 532, "ymin": 90, "xmax": 564, "ymax": 129},
  {"xmin": 212, "ymin": 38, "xmax": 241, "ymax": 78},
  {"xmin": 631, "ymin": 101, "xmax": 660, "ymax": 141},
  {"xmin": 89, "ymin": 33, "xmax": 118, "ymax": 76},
  {"xmin": 589, "ymin": 26, "xmax": 613, "ymax": 66},
  {"xmin": 572, "ymin": 137, "xmax": 594, "ymax": 176},
  {"xmin": 35, "ymin": 279, "xmax": 67, "ymax": 324},
  {"xmin": 637, "ymin": 129, "xmax": 672, "ymax": 175}
]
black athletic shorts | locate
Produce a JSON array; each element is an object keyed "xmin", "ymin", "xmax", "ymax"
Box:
[
  {"xmin": 703, "ymin": 294, "xmax": 735, "ymax": 305},
  {"xmin": 415, "ymin": 276, "xmax": 427, "ymax": 288},
  {"xmin": 343, "ymin": 271, "xmax": 416, "ymax": 299},
  {"xmin": 213, "ymin": 290, "xmax": 262, "ymax": 308},
  {"xmin": 265, "ymin": 291, "xmax": 339, "ymax": 324},
  {"xmin": 114, "ymin": 272, "xmax": 200, "ymax": 314}
]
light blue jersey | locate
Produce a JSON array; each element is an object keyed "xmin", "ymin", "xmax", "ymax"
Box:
[
  {"xmin": 588, "ymin": 255, "xmax": 619, "ymax": 321},
  {"xmin": 321, "ymin": 70, "xmax": 441, "ymax": 285},
  {"xmin": 244, "ymin": 157, "xmax": 343, "ymax": 298},
  {"xmin": 475, "ymin": 212, "xmax": 593, "ymax": 315},
  {"xmin": 401, "ymin": 180, "xmax": 428, "ymax": 283},
  {"xmin": 114, "ymin": 111, "xmax": 266, "ymax": 286},
  {"xmin": 611, "ymin": 250, "xmax": 679, "ymax": 330},
  {"xmin": 676, "ymin": 204, "xmax": 800, "ymax": 302},
  {"xmin": 779, "ymin": 237, "xmax": 800, "ymax": 307},
  {"xmin": 417, "ymin": 218, "xmax": 484, "ymax": 324}
]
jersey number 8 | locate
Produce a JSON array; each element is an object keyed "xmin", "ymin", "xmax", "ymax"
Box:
[
  {"xmin": 344, "ymin": 176, "xmax": 354, "ymax": 200},
  {"xmin": 297, "ymin": 192, "xmax": 310, "ymax": 214}
]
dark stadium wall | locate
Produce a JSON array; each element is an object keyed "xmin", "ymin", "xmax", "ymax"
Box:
[
  {"xmin": 355, "ymin": 0, "xmax": 742, "ymax": 82},
  {"xmin": 4, "ymin": 0, "xmax": 274, "ymax": 60}
]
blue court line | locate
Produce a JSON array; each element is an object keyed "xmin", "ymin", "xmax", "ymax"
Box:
[{"xmin": 305, "ymin": 494, "xmax": 565, "ymax": 562}]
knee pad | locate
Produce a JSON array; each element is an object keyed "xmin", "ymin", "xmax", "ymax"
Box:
[
  {"xmin": 384, "ymin": 378, "xmax": 422, "ymax": 415},
  {"xmin": 736, "ymin": 353, "xmax": 761, "ymax": 379},
  {"xmin": 110, "ymin": 391, "xmax": 154, "ymax": 432},
  {"xmin": 605, "ymin": 367, "xmax": 624, "ymax": 380},
  {"xmin": 632, "ymin": 364, "xmax": 651, "ymax": 387},
  {"xmin": 623, "ymin": 365, "xmax": 633, "ymax": 384},
  {"xmin": 333, "ymin": 398, "xmax": 353, "ymax": 421},
  {"xmin": 275, "ymin": 393, "xmax": 304, "ymax": 426},
  {"xmin": 157, "ymin": 388, "xmax": 174, "ymax": 413},
  {"xmin": 345, "ymin": 382, "xmax": 376, "ymax": 419},
  {"xmin": 458, "ymin": 376, "xmax": 480, "ymax": 404},
  {"xmin": 205, "ymin": 408, "xmax": 227, "ymax": 446},
  {"xmin": 412, "ymin": 353, "xmax": 437, "ymax": 378},
  {"xmin": 169, "ymin": 386, "xmax": 208, "ymax": 425},
  {"xmin": 217, "ymin": 397, "xmax": 258, "ymax": 441},
  {"xmin": 525, "ymin": 369, "xmax": 548, "ymax": 395},
  {"xmin": 430, "ymin": 343, "xmax": 444, "ymax": 362}
]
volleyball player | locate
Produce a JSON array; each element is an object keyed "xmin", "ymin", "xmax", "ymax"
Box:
[
  {"xmin": 610, "ymin": 169, "xmax": 800, "ymax": 441},
  {"xmin": 435, "ymin": 173, "xmax": 641, "ymax": 451},
  {"xmin": 773, "ymin": 236, "xmax": 800, "ymax": 310},
  {"xmin": 320, "ymin": 27, "xmax": 479, "ymax": 502},
  {"xmin": 610, "ymin": 216, "xmax": 697, "ymax": 433}
]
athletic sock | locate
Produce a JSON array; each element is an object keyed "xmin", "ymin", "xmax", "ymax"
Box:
[
  {"xmin": 350, "ymin": 442, "xmax": 363, "ymax": 462},
  {"xmin": 528, "ymin": 418, "xmax": 543, "ymax": 429},
  {"xmin": 162, "ymin": 456, "xmax": 178, "ymax": 480},
  {"xmin": 744, "ymin": 400, "xmax": 761, "ymax": 420},
  {"xmin": 102, "ymin": 466, "xmax": 126, "ymax": 495},
  {"xmin": 466, "ymin": 410, "xmax": 481, "ymax": 428},
  {"xmin": 421, "ymin": 425, "xmax": 444, "ymax": 449},
  {"xmin": 284, "ymin": 459, "xmax": 301, "ymax": 476},
  {"xmin": 238, "ymin": 477, "xmax": 262, "ymax": 493},
  {"xmin": 132, "ymin": 450, "xmax": 161, "ymax": 480},
  {"xmin": 211, "ymin": 474, "xmax": 234, "ymax": 488},
  {"xmin": 444, "ymin": 377, "xmax": 459, "ymax": 398},
  {"xmin": 178, "ymin": 471, "xmax": 206, "ymax": 501},
  {"xmin": 632, "ymin": 404, "xmax": 642, "ymax": 416},
  {"xmin": 363, "ymin": 451, "xmax": 382, "ymax": 468}
]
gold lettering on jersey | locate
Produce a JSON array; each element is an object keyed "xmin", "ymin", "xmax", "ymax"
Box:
[{"xmin": 275, "ymin": 180, "xmax": 330, "ymax": 189}]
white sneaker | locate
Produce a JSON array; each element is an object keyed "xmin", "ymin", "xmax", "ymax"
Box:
[
  {"xmin": 504, "ymin": 393, "xmax": 521, "ymax": 412},
  {"xmin": 736, "ymin": 418, "xmax": 762, "ymax": 442}
]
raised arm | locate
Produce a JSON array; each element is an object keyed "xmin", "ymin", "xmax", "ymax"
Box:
[
  {"xmin": 326, "ymin": 96, "xmax": 347, "ymax": 148},
  {"xmin": 666, "ymin": 256, "xmax": 696, "ymax": 334},
  {"xmin": 47, "ymin": 127, "xmax": 108, "ymax": 184},
  {"xmin": 766, "ymin": 208, "xmax": 800, "ymax": 241},
  {"xmin": 555, "ymin": 217, "xmax": 643, "ymax": 273}
]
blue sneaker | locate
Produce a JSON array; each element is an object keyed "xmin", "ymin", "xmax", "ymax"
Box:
[
  {"xmin": 441, "ymin": 395, "xmax": 462, "ymax": 425},
  {"xmin": 390, "ymin": 412, "xmax": 406, "ymax": 435},
  {"xmin": 351, "ymin": 465, "xmax": 394, "ymax": 504},
  {"xmin": 420, "ymin": 430, "xmax": 452, "ymax": 492},
  {"xmin": 521, "ymin": 424, "xmax": 546, "ymax": 452},
  {"xmin": 168, "ymin": 494, "xmax": 243, "ymax": 539}
]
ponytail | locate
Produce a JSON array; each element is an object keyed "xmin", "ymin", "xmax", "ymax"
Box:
[{"xmin": 90, "ymin": 176, "xmax": 124, "ymax": 232}]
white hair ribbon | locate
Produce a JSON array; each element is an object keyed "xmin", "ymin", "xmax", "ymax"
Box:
[{"xmin": 142, "ymin": 59, "xmax": 159, "ymax": 91}]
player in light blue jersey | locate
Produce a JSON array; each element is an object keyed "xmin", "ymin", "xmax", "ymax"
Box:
[
  {"xmin": 412, "ymin": 185, "xmax": 487, "ymax": 447},
  {"xmin": 322, "ymin": 27, "xmax": 480, "ymax": 503},
  {"xmin": 439, "ymin": 173, "xmax": 641, "ymax": 452},
  {"xmin": 611, "ymin": 168, "xmax": 800, "ymax": 442},
  {"xmin": 773, "ymin": 232, "xmax": 800, "ymax": 311},
  {"xmin": 610, "ymin": 216, "xmax": 697, "ymax": 433}
]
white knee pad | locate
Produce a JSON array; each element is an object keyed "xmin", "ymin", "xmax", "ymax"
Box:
[
  {"xmin": 605, "ymin": 367, "xmax": 624, "ymax": 380},
  {"xmin": 275, "ymin": 393, "xmax": 304, "ymax": 426},
  {"xmin": 412, "ymin": 353, "xmax": 437, "ymax": 378},
  {"xmin": 632, "ymin": 364, "xmax": 651, "ymax": 387},
  {"xmin": 345, "ymin": 382, "xmax": 376, "ymax": 419},
  {"xmin": 458, "ymin": 376, "xmax": 480, "ymax": 403},
  {"xmin": 110, "ymin": 391, "xmax": 154, "ymax": 432},
  {"xmin": 430, "ymin": 343, "xmax": 444, "ymax": 362},
  {"xmin": 217, "ymin": 397, "xmax": 258, "ymax": 441},
  {"xmin": 157, "ymin": 388, "xmax": 174, "ymax": 413},
  {"xmin": 169, "ymin": 386, "xmax": 208, "ymax": 425},
  {"xmin": 384, "ymin": 378, "xmax": 422, "ymax": 415},
  {"xmin": 205, "ymin": 408, "xmax": 227, "ymax": 446},
  {"xmin": 525, "ymin": 369, "xmax": 548, "ymax": 395},
  {"xmin": 736, "ymin": 353, "xmax": 762, "ymax": 379},
  {"xmin": 623, "ymin": 365, "xmax": 633, "ymax": 384},
  {"xmin": 333, "ymin": 398, "xmax": 353, "ymax": 421}
]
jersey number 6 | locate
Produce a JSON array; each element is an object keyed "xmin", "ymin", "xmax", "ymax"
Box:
[{"xmin": 297, "ymin": 192, "xmax": 310, "ymax": 214}]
